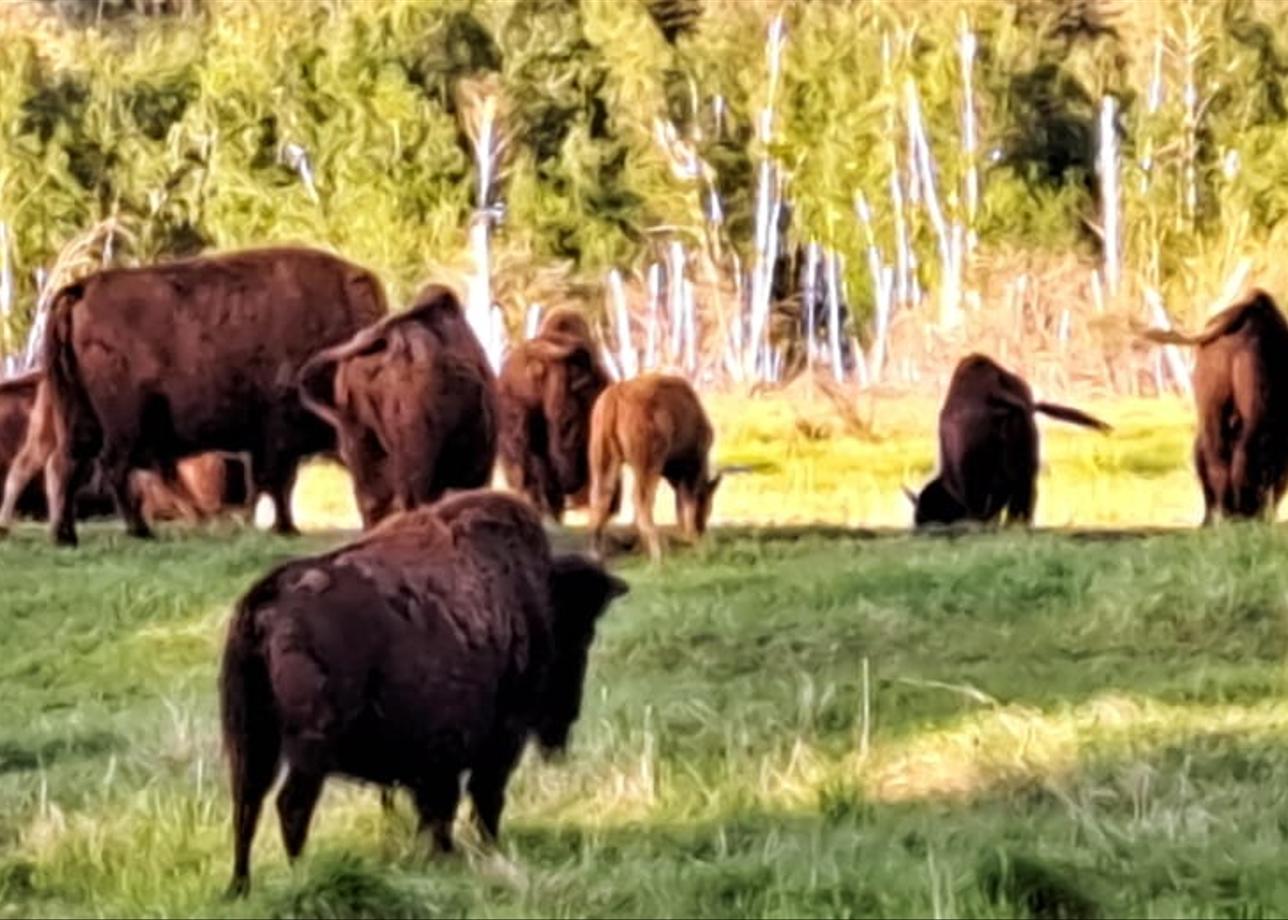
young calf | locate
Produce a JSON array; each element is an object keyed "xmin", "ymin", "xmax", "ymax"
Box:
[
  {"xmin": 1143, "ymin": 289, "xmax": 1288, "ymax": 521},
  {"xmin": 588, "ymin": 373, "xmax": 721, "ymax": 561},
  {"xmin": 910, "ymin": 354, "xmax": 1110, "ymax": 527},
  {"xmin": 219, "ymin": 491, "xmax": 627, "ymax": 896}
]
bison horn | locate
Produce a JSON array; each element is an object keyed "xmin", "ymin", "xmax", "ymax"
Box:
[{"xmin": 902, "ymin": 485, "xmax": 918, "ymax": 506}]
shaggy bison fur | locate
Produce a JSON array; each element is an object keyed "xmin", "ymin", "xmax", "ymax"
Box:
[
  {"xmin": 298, "ymin": 285, "xmax": 498, "ymax": 528},
  {"xmin": 0, "ymin": 372, "xmax": 248, "ymax": 527},
  {"xmin": 497, "ymin": 308, "xmax": 611, "ymax": 520},
  {"xmin": 588, "ymin": 373, "xmax": 722, "ymax": 560},
  {"xmin": 219, "ymin": 490, "xmax": 628, "ymax": 895},
  {"xmin": 910, "ymin": 354, "xmax": 1111, "ymax": 527},
  {"xmin": 39, "ymin": 246, "xmax": 386, "ymax": 546},
  {"xmin": 1143, "ymin": 290, "xmax": 1288, "ymax": 521}
]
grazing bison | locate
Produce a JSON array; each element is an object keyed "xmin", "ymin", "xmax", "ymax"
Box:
[
  {"xmin": 587, "ymin": 373, "xmax": 722, "ymax": 561},
  {"xmin": 298, "ymin": 285, "xmax": 497, "ymax": 529},
  {"xmin": 0, "ymin": 372, "xmax": 246, "ymax": 525},
  {"xmin": 219, "ymin": 490, "xmax": 628, "ymax": 896},
  {"xmin": 1143, "ymin": 290, "xmax": 1288, "ymax": 522},
  {"xmin": 909, "ymin": 354, "xmax": 1111, "ymax": 527},
  {"xmin": 497, "ymin": 308, "xmax": 611, "ymax": 520},
  {"xmin": 38, "ymin": 246, "xmax": 386, "ymax": 546}
]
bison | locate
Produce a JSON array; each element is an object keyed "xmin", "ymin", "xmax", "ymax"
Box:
[
  {"xmin": 38, "ymin": 246, "xmax": 386, "ymax": 546},
  {"xmin": 587, "ymin": 373, "xmax": 722, "ymax": 561},
  {"xmin": 298, "ymin": 285, "xmax": 497, "ymax": 529},
  {"xmin": 0, "ymin": 372, "xmax": 248, "ymax": 527},
  {"xmin": 908, "ymin": 354, "xmax": 1111, "ymax": 527},
  {"xmin": 1143, "ymin": 290, "xmax": 1288, "ymax": 522},
  {"xmin": 497, "ymin": 308, "xmax": 611, "ymax": 520},
  {"xmin": 219, "ymin": 490, "xmax": 628, "ymax": 896}
]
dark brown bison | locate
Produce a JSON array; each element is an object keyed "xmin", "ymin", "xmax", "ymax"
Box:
[
  {"xmin": 38, "ymin": 246, "xmax": 386, "ymax": 546},
  {"xmin": 497, "ymin": 309, "xmax": 611, "ymax": 520},
  {"xmin": 298, "ymin": 285, "xmax": 497, "ymax": 529},
  {"xmin": 1143, "ymin": 290, "xmax": 1288, "ymax": 522},
  {"xmin": 909, "ymin": 354, "xmax": 1111, "ymax": 527},
  {"xmin": 219, "ymin": 490, "xmax": 627, "ymax": 896},
  {"xmin": 0, "ymin": 372, "xmax": 248, "ymax": 526},
  {"xmin": 587, "ymin": 373, "xmax": 722, "ymax": 561}
]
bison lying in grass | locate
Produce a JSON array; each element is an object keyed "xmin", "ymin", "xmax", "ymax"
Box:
[
  {"xmin": 1143, "ymin": 289, "xmax": 1288, "ymax": 522},
  {"xmin": 299, "ymin": 285, "xmax": 497, "ymax": 528},
  {"xmin": 910, "ymin": 354, "xmax": 1111, "ymax": 527},
  {"xmin": 219, "ymin": 490, "xmax": 627, "ymax": 896},
  {"xmin": 588, "ymin": 373, "xmax": 721, "ymax": 561},
  {"xmin": 497, "ymin": 308, "xmax": 611, "ymax": 521}
]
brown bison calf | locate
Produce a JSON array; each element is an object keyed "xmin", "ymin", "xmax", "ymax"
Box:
[
  {"xmin": 219, "ymin": 490, "xmax": 627, "ymax": 896},
  {"xmin": 1144, "ymin": 290, "xmax": 1288, "ymax": 522},
  {"xmin": 910, "ymin": 354, "xmax": 1110, "ymax": 527},
  {"xmin": 588, "ymin": 373, "xmax": 721, "ymax": 561},
  {"xmin": 497, "ymin": 308, "xmax": 611, "ymax": 520},
  {"xmin": 298, "ymin": 285, "xmax": 498, "ymax": 529}
]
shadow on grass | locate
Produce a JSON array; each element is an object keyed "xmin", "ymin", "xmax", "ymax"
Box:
[{"xmin": 0, "ymin": 730, "xmax": 125, "ymax": 776}]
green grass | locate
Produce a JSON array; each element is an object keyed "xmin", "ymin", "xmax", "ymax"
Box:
[{"xmin": 4, "ymin": 395, "xmax": 1288, "ymax": 917}]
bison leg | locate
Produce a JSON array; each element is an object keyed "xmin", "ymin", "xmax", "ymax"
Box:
[
  {"xmin": 263, "ymin": 460, "xmax": 301, "ymax": 536},
  {"xmin": 633, "ymin": 470, "xmax": 663, "ymax": 562},
  {"xmin": 227, "ymin": 733, "xmax": 282, "ymax": 899},
  {"xmin": 104, "ymin": 460, "xmax": 154, "ymax": 540},
  {"xmin": 587, "ymin": 459, "xmax": 622, "ymax": 560},
  {"xmin": 46, "ymin": 451, "xmax": 93, "ymax": 547},
  {"xmin": 468, "ymin": 750, "xmax": 521, "ymax": 845},
  {"xmin": 1195, "ymin": 439, "xmax": 1219, "ymax": 526},
  {"xmin": 0, "ymin": 440, "xmax": 51, "ymax": 534},
  {"xmin": 1005, "ymin": 476, "xmax": 1036, "ymax": 526},
  {"xmin": 276, "ymin": 768, "xmax": 325, "ymax": 862},
  {"xmin": 412, "ymin": 776, "xmax": 461, "ymax": 855}
]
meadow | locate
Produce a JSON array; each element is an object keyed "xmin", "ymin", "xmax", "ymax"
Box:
[{"xmin": 4, "ymin": 392, "xmax": 1288, "ymax": 918}]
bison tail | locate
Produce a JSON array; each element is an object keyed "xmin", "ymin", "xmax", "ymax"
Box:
[
  {"xmin": 219, "ymin": 594, "xmax": 282, "ymax": 814},
  {"xmin": 42, "ymin": 283, "xmax": 100, "ymax": 456},
  {"xmin": 1034, "ymin": 402, "xmax": 1112, "ymax": 433}
]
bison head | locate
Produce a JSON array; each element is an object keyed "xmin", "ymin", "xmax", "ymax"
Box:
[
  {"xmin": 694, "ymin": 472, "xmax": 724, "ymax": 536},
  {"xmin": 908, "ymin": 477, "xmax": 967, "ymax": 527},
  {"xmin": 536, "ymin": 554, "xmax": 629, "ymax": 756}
]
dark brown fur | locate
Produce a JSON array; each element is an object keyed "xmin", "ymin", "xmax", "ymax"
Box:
[
  {"xmin": 218, "ymin": 490, "xmax": 627, "ymax": 896},
  {"xmin": 40, "ymin": 246, "xmax": 387, "ymax": 546},
  {"xmin": 587, "ymin": 373, "xmax": 721, "ymax": 561},
  {"xmin": 497, "ymin": 310, "xmax": 611, "ymax": 520},
  {"xmin": 1143, "ymin": 290, "xmax": 1288, "ymax": 521},
  {"xmin": 911, "ymin": 354, "xmax": 1111, "ymax": 527},
  {"xmin": 0, "ymin": 372, "xmax": 246, "ymax": 526},
  {"xmin": 298, "ymin": 285, "xmax": 498, "ymax": 529}
]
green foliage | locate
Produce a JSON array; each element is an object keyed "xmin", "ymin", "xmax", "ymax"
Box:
[{"xmin": 4, "ymin": 0, "xmax": 1288, "ymax": 339}]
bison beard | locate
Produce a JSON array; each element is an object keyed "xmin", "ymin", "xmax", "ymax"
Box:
[
  {"xmin": 1142, "ymin": 290, "xmax": 1288, "ymax": 522},
  {"xmin": 911, "ymin": 354, "xmax": 1111, "ymax": 527},
  {"xmin": 218, "ymin": 491, "xmax": 627, "ymax": 896},
  {"xmin": 587, "ymin": 373, "xmax": 722, "ymax": 561},
  {"xmin": 298, "ymin": 285, "xmax": 498, "ymax": 529},
  {"xmin": 497, "ymin": 309, "xmax": 611, "ymax": 521},
  {"xmin": 39, "ymin": 246, "xmax": 386, "ymax": 546}
]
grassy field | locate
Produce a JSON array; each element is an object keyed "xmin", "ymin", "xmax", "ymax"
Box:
[{"xmin": 4, "ymin": 393, "xmax": 1288, "ymax": 918}]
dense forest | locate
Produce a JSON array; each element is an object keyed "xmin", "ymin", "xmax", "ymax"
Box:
[{"xmin": 3, "ymin": 0, "xmax": 1288, "ymax": 391}]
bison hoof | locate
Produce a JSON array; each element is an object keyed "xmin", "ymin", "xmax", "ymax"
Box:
[
  {"xmin": 223, "ymin": 877, "xmax": 250, "ymax": 900},
  {"xmin": 53, "ymin": 531, "xmax": 78, "ymax": 548}
]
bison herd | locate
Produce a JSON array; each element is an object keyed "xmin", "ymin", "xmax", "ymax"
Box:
[{"xmin": 2, "ymin": 245, "xmax": 1286, "ymax": 894}]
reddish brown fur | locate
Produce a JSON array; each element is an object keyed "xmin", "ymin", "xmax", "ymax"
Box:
[
  {"xmin": 497, "ymin": 310, "xmax": 611, "ymax": 520},
  {"xmin": 587, "ymin": 373, "xmax": 721, "ymax": 561},
  {"xmin": 298, "ymin": 285, "xmax": 497, "ymax": 528},
  {"xmin": 0, "ymin": 372, "xmax": 245, "ymax": 527},
  {"xmin": 218, "ymin": 490, "xmax": 627, "ymax": 896},
  {"xmin": 40, "ymin": 246, "xmax": 387, "ymax": 546},
  {"xmin": 1145, "ymin": 290, "xmax": 1288, "ymax": 522}
]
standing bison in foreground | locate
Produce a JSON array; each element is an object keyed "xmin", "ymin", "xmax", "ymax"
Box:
[
  {"xmin": 909, "ymin": 354, "xmax": 1111, "ymax": 527},
  {"xmin": 1144, "ymin": 290, "xmax": 1288, "ymax": 522},
  {"xmin": 219, "ymin": 490, "xmax": 628, "ymax": 896},
  {"xmin": 497, "ymin": 308, "xmax": 611, "ymax": 520},
  {"xmin": 298, "ymin": 285, "xmax": 497, "ymax": 528},
  {"xmin": 588, "ymin": 373, "xmax": 721, "ymax": 561},
  {"xmin": 38, "ymin": 246, "xmax": 386, "ymax": 546}
]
